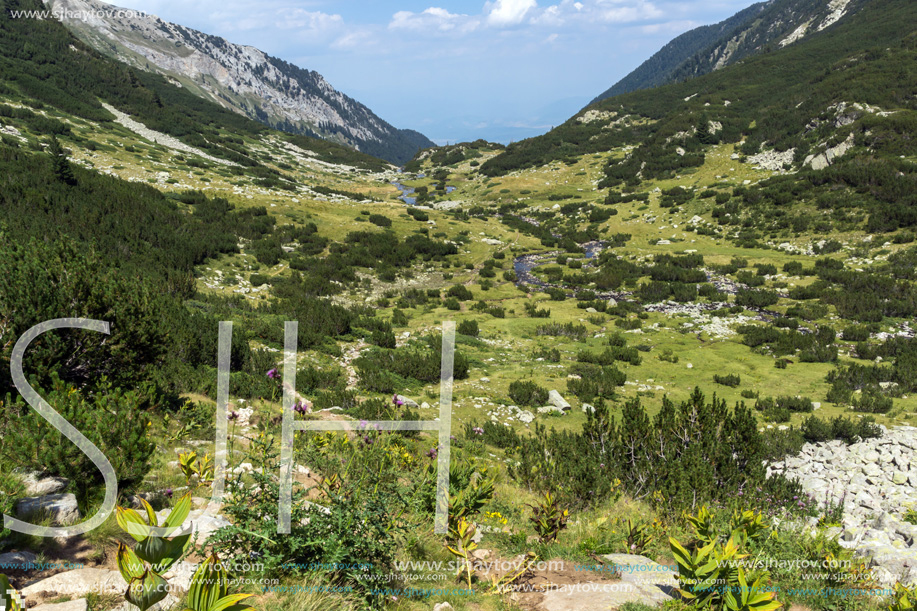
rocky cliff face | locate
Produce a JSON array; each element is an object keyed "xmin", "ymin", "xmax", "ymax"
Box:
[{"xmin": 45, "ymin": 0, "xmax": 432, "ymax": 164}]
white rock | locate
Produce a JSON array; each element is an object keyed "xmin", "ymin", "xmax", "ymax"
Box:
[
  {"xmin": 17, "ymin": 494, "xmax": 80, "ymax": 525},
  {"xmin": 33, "ymin": 600, "xmax": 89, "ymax": 611},
  {"xmin": 547, "ymin": 390, "xmax": 571, "ymax": 410},
  {"xmin": 21, "ymin": 473, "xmax": 69, "ymax": 496},
  {"xmin": 23, "ymin": 569, "xmax": 127, "ymax": 599}
]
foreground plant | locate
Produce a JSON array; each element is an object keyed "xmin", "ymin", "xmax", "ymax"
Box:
[
  {"xmin": 446, "ymin": 517, "xmax": 478, "ymax": 589},
  {"xmin": 528, "ymin": 490, "xmax": 569, "ymax": 544},
  {"xmin": 670, "ymin": 535, "xmax": 781, "ymax": 611},
  {"xmin": 183, "ymin": 554, "xmax": 255, "ymax": 611},
  {"xmin": 179, "ymin": 451, "xmax": 215, "ymax": 491},
  {"xmin": 115, "ymin": 493, "xmax": 193, "ymax": 611},
  {"xmin": 888, "ymin": 582, "xmax": 916, "ymax": 611},
  {"xmin": 484, "ymin": 551, "xmax": 538, "ymax": 595},
  {"xmin": 616, "ymin": 517, "xmax": 653, "ymax": 554},
  {"xmin": 1, "ymin": 574, "xmax": 23, "ymax": 611}
]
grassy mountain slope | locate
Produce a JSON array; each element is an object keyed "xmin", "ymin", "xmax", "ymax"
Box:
[
  {"xmin": 591, "ymin": 0, "xmax": 871, "ymax": 105},
  {"xmin": 590, "ymin": 1, "xmax": 767, "ymax": 103},
  {"xmin": 0, "ymin": 0, "xmax": 393, "ymax": 172},
  {"xmin": 482, "ymin": 0, "xmax": 916, "ymax": 178}
]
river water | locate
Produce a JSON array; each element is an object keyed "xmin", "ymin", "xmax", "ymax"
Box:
[{"xmin": 390, "ymin": 177, "xmax": 455, "ymax": 206}]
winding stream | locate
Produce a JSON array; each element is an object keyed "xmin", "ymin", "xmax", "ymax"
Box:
[
  {"xmin": 511, "ymin": 241, "xmax": 628, "ymax": 298},
  {"xmin": 391, "ymin": 176, "xmax": 455, "ymax": 206}
]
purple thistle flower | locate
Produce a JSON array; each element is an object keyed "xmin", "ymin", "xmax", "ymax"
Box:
[
  {"xmin": 164, "ymin": 488, "xmax": 173, "ymax": 498},
  {"xmin": 359, "ymin": 419, "xmax": 368, "ymax": 430},
  {"xmin": 426, "ymin": 447, "xmax": 438, "ymax": 459},
  {"xmin": 228, "ymin": 410, "xmax": 239, "ymax": 421},
  {"xmin": 392, "ymin": 394, "xmax": 405, "ymax": 407},
  {"xmin": 267, "ymin": 368, "xmax": 278, "ymax": 379}
]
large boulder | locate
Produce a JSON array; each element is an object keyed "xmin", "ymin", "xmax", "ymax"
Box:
[
  {"xmin": 22, "ymin": 569, "xmax": 127, "ymax": 600},
  {"xmin": 0, "ymin": 550, "xmax": 37, "ymax": 568},
  {"xmin": 33, "ymin": 600, "xmax": 88, "ymax": 611},
  {"xmin": 547, "ymin": 390, "xmax": 571, "ymax": 411},
  {"xmin": 16, "ymin": 494, "xmax": 80, "ymax": 525}
]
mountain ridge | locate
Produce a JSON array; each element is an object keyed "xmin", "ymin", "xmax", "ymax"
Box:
[
  {"xmin": 591, "ymin": 0, "xmax": 868, "ymax": 105},
  {"xmin": 44, "ymin": 0, "xmax": 433, "ymax": 164}
]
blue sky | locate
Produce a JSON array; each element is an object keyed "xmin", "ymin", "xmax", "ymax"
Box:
[{"xmin": 111, "ymin": 0, "xmax": 758, "ymax": 144}]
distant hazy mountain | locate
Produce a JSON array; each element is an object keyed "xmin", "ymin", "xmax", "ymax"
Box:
[
  {"xmin": 45, "ymin": 0, "xmax": 433, "ymax": 164},
  {"xmin": 591, "ymin": 0, "xmax": 867, "ymax": 105}
]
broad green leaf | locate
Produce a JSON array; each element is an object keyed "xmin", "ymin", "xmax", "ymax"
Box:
[
  {"xmin": 117, "ymin": 506, "xmax": 151, "ymax": 542},
  {"xmin": 668, "ymin": 537, "xmax": 693, "ymax": 568},
  {"xmin": 116, "ymin": 543, "xmax": 147, "ymax": 583},
  {"xmin": 125, "ymin": 570, "xmax": 168, "ymax": 611},
  {"xmin": 188, "ymin": 555, "xmax": 228, "ymax": 611},
  {"xmin": 153, "ymin": 533, "xmax": 192, "ymax": 573},
  {"xmin": 208, "ymin": 594, "xmax": 254, "ymax": 611},
  {"xmin": 162, "ymin": 493, "xmax": 193, "ymax": 535},
  {"xmin": 139, "ymin": 497, "xmax": 159, "ymax": 529},
  {"xmin": 136, "ymin": 534, "xmax": 168, "ymax": 567}
]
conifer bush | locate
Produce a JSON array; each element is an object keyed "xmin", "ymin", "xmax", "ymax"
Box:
[
  {"xmin": 509, "ymin": 380, "xmax": 549, "ymax": 407},
  {"xmin": 1, "ymin": 375, "xmax": 155, "ymax": 488},
  {"xmin": 714, "ymin": 374, "xmax": 741, "ymax": 388},
  {"xmin": 508, "ymin": 389, "xmax": 803, "ymax": 514},
  {"xmin": 457, "ymin": 319, "xmax": 479, "ymax": 337}
]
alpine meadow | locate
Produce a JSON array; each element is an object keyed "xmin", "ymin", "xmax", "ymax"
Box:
[{"xmin": 1, "ymin": 0, "xmax": 917, "ymax": 610}]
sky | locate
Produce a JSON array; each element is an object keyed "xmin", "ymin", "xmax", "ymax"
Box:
[{"xmin": 109, "ymin": 0, "xmax": 759, "ymax": 144}]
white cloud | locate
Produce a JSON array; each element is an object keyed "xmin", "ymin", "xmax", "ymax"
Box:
[
  {"xmin": 531, "ymin": 4, "xmax": 564, "ymax": 25},
  {"xmin": 596, "ymin": 0, "xmax": 663, "ymax": 23},
  {"xmin": 486, "ymin": 0, "xmax": 538, "ymax": 26},
  {"xmin": 390, "ymin": 7, "xmax": 480, "ymax": 33},
  {"xmin": 274, "ymin": 9, "xmax": 343, "ymax": 32}
]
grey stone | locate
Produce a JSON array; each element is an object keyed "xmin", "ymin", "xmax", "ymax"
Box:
[
  {"xmin": 111, "ymin": 594, "xmax": 180, "ymax": 611},
  {"xmin": 395, "ymin": 395, "xmax": 419, "ymax": 408},
  {"xmin": 17, "ymin": 494, "xmax": 80, "ymax": 525},
  {"xmin": 23, "ymin": 569, "xmax": 128, "ymax": 599},
  {"xmin": 162, "ymin": 561, "xmax": 199, "ymax": 592},
  {"xmin": 537, "ymin": 406, "xmax": 566, "ymax": 416},
  {"xmin": 547, "ymin": 390, "xmax": 571, "ymax": 410},
  {"xmin": 0, "ymin": 550, "xmax": 37, "ymax": 568},
  {"xmin": 21, "ymin": 473, "xmax": 69, "ymax": 497},
  {"xmin": 432, "ymin": 603, "xmax": 454, "ymax": 611},
  {"xmin": 32, "ymin": 600, "xmax": 89, "ymax": 611}
]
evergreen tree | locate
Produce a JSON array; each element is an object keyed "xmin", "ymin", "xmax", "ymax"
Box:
[
  {"xmin": 47, "ymin": 135, "xmax": 76, "ymax": 185},
  {"xmin": 695, "ymin": 114, "xmax": 718, "ymax": 145}
]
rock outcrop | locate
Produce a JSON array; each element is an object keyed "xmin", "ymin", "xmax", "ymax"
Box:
[{"xmin": 768, "ymin": 425, "xmax": 917, "ymax": 585}]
